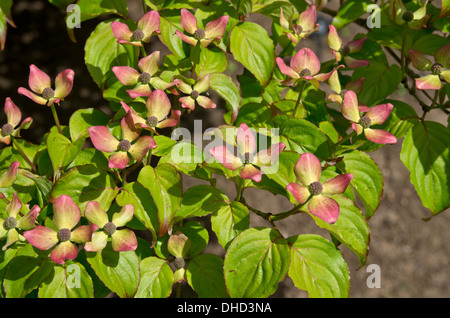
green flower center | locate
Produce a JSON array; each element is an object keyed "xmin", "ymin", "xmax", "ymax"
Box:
[
  {"xmin": 103, "ymin": 222, "xmax": 116, "ymax": 236},
  {"xmin": 292, "ymin": 24, "xmax": 303, "ymax": 35},
  {"xmin": 300, "ymin": 68, "xmax": 312, "ymax": 77},
  {"xmin": 431, "ymin": 63, "xmax": 443, "ymax": 75},
  {"xmin": 190, "ymin": 90, "xmax": 200, "ymax": 99},
  {"xmin": 243, "ymin": 152, "xmax": 251, "ymax": 164},
  {"xmin": 401, "ymin": 10, "xmax": 414, "ymax": 22},
  {"xmin": 131, "ymin": 29, "xmax": 145, "ymax": 41},
  {"xmin": 1, "ymin": 123, "xmax": 14, "ymax": 136},
  {"xmin": 57, "ymin": 228, "xmax": 71, "ymax": 242},
  {"xmin": 42, "ymin": 87, "xmax": 55, "ymax": 100},
  {"xmin": 3, "ymin": 217, "xmax": 17, "ymax": 230},
  {"xmin": 308, "ymin": 182, "xmax": 323, "ymax": 195},
  {"xmin": 146, "ymin": 116, "xmax": 159, "ymax": 128},
  {"xmin": 173, "ymin": 257, "xmax": 185, "ymax": 269},
  {"xmin": 139, "ymin": 72, "xmax": 151, "ymax": 84},
  {"xmin": 359, "ymin": 115, "xmax": 372, "ymax": 129},
  {"xmin": 341, "ymin": 45, "xmax": 351, "ymax": 56},
  {"xmin": 193, "ymin": 29, "xmax": 206, "ymax": 40},
  {"xmin": 118, "ymin": 139, "xmax": 131, "ymax": 152}
]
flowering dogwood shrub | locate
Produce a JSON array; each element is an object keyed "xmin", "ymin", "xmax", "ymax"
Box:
[{"xmin": 0, "ymin": 0, "xmax": 449, "ymax": 298}]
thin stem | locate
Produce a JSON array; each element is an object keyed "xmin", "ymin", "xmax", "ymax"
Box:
[
  {"xmin": 422, "ymin": 90, "xmax": 439, "ymax": 120},
  {"xmin": 335, "ymin": 130, "xmax": 357, "ymax": 147},
  {"xmin": 140, "ymin": 45, "xmax": 147, "ymax": 57},
  {"xmin": 146, "ymin": 131, "xmax": 155, "ymax": 166},
  {"xmin": 50, "ymin": 104, "xmax": 63, "ymax": 134},
  {"xmin": 243, "ymin": 198, "xmax": 308, "ymax": 227},
  {"xmin": 235, "ymin": 178, "xmax": 245, "ymax": 202},
  {"xmin": 142, "ymin": 0, "xmax": 148, "ymax": 13},
  {"xmin": 190, "ymin": 42, "xmax": 201, "ymax": 80},
  {"xmin": 121, "ymin": 168, "xmax": 127, "ymax": 186},
  {"xmin": 293, "ymin": 81, "xmax": 306, "ymax": 117},
  {"xmin": 11, "ymin": 137, "xmax": 37, "ymax": 172}
]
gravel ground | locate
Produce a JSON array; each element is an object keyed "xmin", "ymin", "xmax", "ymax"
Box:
[{"xmin": 1, "ymin": 0, "xmax": 448, "ymax": 298}]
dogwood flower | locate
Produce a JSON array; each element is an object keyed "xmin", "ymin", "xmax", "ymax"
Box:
[
  {"xmin": 88, "ymin": 112, "xmax": 157, "ymax": 169},
  {"xmin": 176, "ymin": 75, "xmax": 216, "ymax": 110},
  {"xmin": 341, "ymin": 90, "xmax": 397, "ymax": 144},
  {"xmin": 120, "ymin": 89, "xmax": 181, "ymax": 134},
  {"xmin": 1, "ymin": 192, "xmax": 40, "ymax": 250},
  {"xmin": 276, "ymin": 48, "xmax": 338, "ymax": 88},
  {"xmin": 111, "ymin": 11, "xmax": 160, "ymax": 46},
  {"xmin": 389, "ymin": 0, "xmax": 429, "ymax": 30},
  {"xmin": 84, "ymin": 201, "xmax": 137, "ymax": 252},
  {"xmin": 112, "ymin": 51, "xmax": 176, "ymax": 99},
  {"xmin": 18, "ymin": 65, "xmax": 74, "ymax": 106},
  {"xmin": 287, "ymin": 153, "xmax": 353, "ymax": 224},
  {"xmin": 176, "ymin": 9, "xmax": 229, "ymax": 47},
  {"xmin": 0, "ymin": 161, "xmax": 20, "ymax": 188},
  {"xmin": 409, "ymin": 44, "xmax": 450, "ymax": 90},
  {"xmin": 23, "ymin": 195, "xmax": 93, "ymax": 264},
  {"xmin": 1, "ymin": 98, "xmax": 32, "ymax": 145},
  {"xmin": 279, "ymin": 6, "xmax": 319, "ymax": 44},
  {"xmin": 327, "ymin": 25, "xmax": 369, "ymax": 69},
  {"xmin": 209, "ymin": 123, "xmax": 285, "ymax": 182}
]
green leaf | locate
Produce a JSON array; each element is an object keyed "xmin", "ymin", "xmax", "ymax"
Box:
[
  {"xmin": 38, "ymin": 261, "xmax": 94, "ymax": 298},
  {"xmin": 175, "ymin": 185, "xmax": 229, "ymax": 222},
  {"xmin": 85, "ymin": 19, "xmax": 139, "ymax": 87},
  {"xmin": 234, "ymin": 102, "xmax": 272, "ymax": 127},
  {"xmin": 195, "ymin": 46, "xmax": 228, "ymax": 78},
  {"xmin": 174, "ymin": 221, "xmax": 209, "ymax": 258},
  {"xmin": 137, "ymin": 164, "xmax": 182, "ymax": 237},
  {"xmin": 69, "ymin": 108, "xmax": 110, "ymax": 141},
  {"xmin": 0, "ymin": 243, "xmax": 22, "ymax": 297},
  {"xmin": 288, "ymin": 234, "xmax": 350, "ymax": 298},
  {"xmin": 86, "ymin": 244, "xmax": 140, "ymax": 298},
  {"xmin": 211, "ymin": 201, "xmax": 250, "ymax": 250},
  {"xmin": 116, "ymin": 182, "xmax": 158, "ymax": 245},
  {"xmin": 301, "ymin": 89, "xmax": 331, "ymax": 125},
  {"xmin": 332, "ymin": 0, "xmax": 373, "ymax": 30},
  {"xmin": 231, "ymin": 0, "xmax": 252, "ymax": 16},
  {"xmin": 273, "ymin": 116, "xmax": 331, "ymax": 160},
  {"xmin": 351, "ymin": 62, "xmax": 402, "ymax": 106},
  {"xmin": 230, "ymin": 22, "xmax": 275, "ymax": 87},
  {"xmin": 75, "ymin": 0, "xmax": 127, "ymax": 23},
  {"xmin": 265, "ymin": 150, "xmax": 300, "ymax": 192},
  {"xmin": 3, "ymin": 244, "xmax": 54, "ymax": 298},
  {"xmin": 336, "ymin": 150, "xmax": 384, "ymax": 219},
  {"xmin": 209, "ymin": 73, "xmax": 242, "ymax": 123},
  {"xmin": 151, "ymin": 135, "xmax": 177, "ymax": 157},
  {"xmin": 253, "ymin": 0, "xmax": 295, "ymax": 22},
  {"xmin": 67, "ymin": 148, "xmax": 109, "ymax": 170},
  {"xmin": 46, "ymin": 131, "xmax": 86, "ymax": 177},
  {"xmin": 367, "ymin": 24, "xmax": 404, "ymax": 50},
  {"xmin": 135, "ymin": 257, "xmax": 173, "ymax": 298},
  {"xmin": 158, "ymin": 13, "xmax": 186, "ymax": 59},
  {"xmin": 20, "ymin": 171, "xmax": 54, "ymax": 204},
  {"xmin": 50, "ymin": 164, "xmax": 119, "ymax": 212},
  {"xmin": 187, "ymin": 254, "xmax": 228, "ymax": 298},
  {"xmin": 158, "ymin": 140, "xmax": 204, "ymax": 176},
  {"xmin": 308, "ymin": 195, "xmax": 370, "ymax": 266},
  {"xmin": 224, "ymin": 227, "xmax": 290, "ymax": 298},
  {"xmin": 400, "ymin": 121, "xmax": 450, "ymax": 219},
  {"xmin": 412, "ymin": 34, "xmax": 450, "ymax": 56}
]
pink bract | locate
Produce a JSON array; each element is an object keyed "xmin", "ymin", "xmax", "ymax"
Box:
[
  {"xmin": 18, "ymin": 65, "xmax": 74, "ymax": 106},
  {"xmin": 286, "ymin": 153, "xmax": 354, "ymax": 224}
]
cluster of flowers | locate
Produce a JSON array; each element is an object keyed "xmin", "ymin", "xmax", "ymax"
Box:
[
  {"xmin": 1, "ymin": 190, "xmax": 137, "ymax": 264},
  {"xmin": 1, "ymin": 5, "xmax": 411, "ymax": 264}
]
